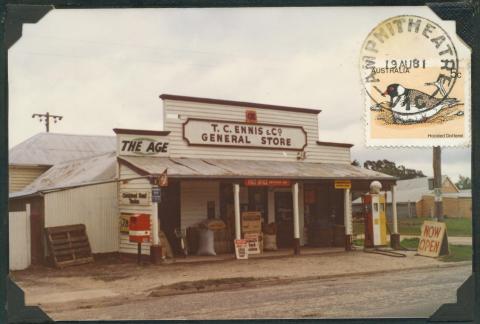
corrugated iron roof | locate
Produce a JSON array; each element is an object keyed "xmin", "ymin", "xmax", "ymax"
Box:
[
  {"xmin": 118, "ymin": 156, "xmax": 395, "ymax": 180},
  {"xmin": 10, "ymin": 152, "xmax": 117, "ymax": 198},
  {"xmin": 9, "ymin": 133, "xmax": 116, "ymax": 166}
]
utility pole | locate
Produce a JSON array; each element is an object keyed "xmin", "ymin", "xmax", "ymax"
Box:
[
  {"xmin": 32, "ymin": 112, "xmax": 63, "ymax": 132},
  {"xmin": 433, "ymin": 146, "xmax": 443, "ymax": 221}
]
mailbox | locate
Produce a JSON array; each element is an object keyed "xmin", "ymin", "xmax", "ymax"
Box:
[{"xmin": 129, "ymin": 213, "xmax": 151, "ymax": 243}]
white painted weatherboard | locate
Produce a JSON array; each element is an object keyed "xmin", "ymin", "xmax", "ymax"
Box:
[
  {"xmin": 118, "ymin": 163, "xmax": 153, "ymax": 254},
  {"xmin": 9, "ymin": 209, "xmax": 31, "ymax": 270},
  {"xmin": 163, "ymin": 99, "xmax": 351, "ymax": 164},
  {"xmin": 44, "ymin": 182, "xmax": 119, "ymax": 254},
  {"xmin": 181, "ymin": 180, "xmax": 219, "ymax": 229}
]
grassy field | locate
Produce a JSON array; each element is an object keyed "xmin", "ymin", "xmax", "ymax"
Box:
[{"xmin": 353, "ymin": 217, "xmax": 471, "ymax": 237}]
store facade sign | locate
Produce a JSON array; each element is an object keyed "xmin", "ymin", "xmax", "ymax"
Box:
[
  {"xmin": 244, "ymin": 179, "xmax": 291, "ymax": 187},
  {"xmin": 334, "ymin": 180, "xmax": 352, "ymax": 189},
  {"xmin": 417, "ymin": 221, "xmax": 449, "ymax": 257},
  {"xmin": 183, "ymin": 118, "xmax": 307, "ymax": 151},
  {"xmin": 117, "ymin": 134, "xmax": 169, "ymax": 157},
  {"xmin": 120, "ymin": 191, "xmax": 150, "ymax": 206}
]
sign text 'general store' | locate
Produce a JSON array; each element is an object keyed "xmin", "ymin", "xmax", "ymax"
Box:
[{"xmin": 183, "ymin": 118, "xmax": 307, "ymax": 151}]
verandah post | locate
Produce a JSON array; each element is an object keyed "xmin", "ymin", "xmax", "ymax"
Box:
[
  {"xmin": 292, "ymin": 182, "xmax": 300, "ymax": 255},
  {"xmin": 233, "ymin": 183, "xmax": 241, "ymax": 240}
]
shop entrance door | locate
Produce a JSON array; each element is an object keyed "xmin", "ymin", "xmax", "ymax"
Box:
[
  {"xmin": 275, "ymin": 191, "xmax": 293, "ymax": 248},
  {"xmin": 158, "ymin": 181, "xmax": 181, "ymax": 255}
]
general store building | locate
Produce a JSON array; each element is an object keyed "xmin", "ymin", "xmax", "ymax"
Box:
[
  {"xmin": 116, "ymin": 94, "xmax": 397, "ymax": 258},
  {"xmin": 9, "ymin": 94, "xmax": 398, "ymax": 268}
]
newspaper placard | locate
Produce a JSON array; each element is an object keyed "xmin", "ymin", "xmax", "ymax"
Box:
[
  {"xmin": 244, "ymin": 233, "xmax": 261, "ymax": 255},
  {"xmin": 234, "ymin": 239, "xmax": 248, "ymax": 260}
]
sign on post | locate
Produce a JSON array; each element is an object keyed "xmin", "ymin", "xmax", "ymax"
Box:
[
  {"xmin": 151, "ymin": 187, "xmax": 162, "ymax": 203},
  {"xmin": 335, "ymin": 180, "xmax": 351, "ymax": 189},
  {"xmin": 417, "ymin": 221, "xmax": 449, "ymax": 257}
]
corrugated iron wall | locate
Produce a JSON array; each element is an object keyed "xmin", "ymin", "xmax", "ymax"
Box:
[
  {"xmin": 44, "ymin": 182, "xmax": 119, "ymax": 253},
  {"xmin": 9, "ymin": 208, "xmax": 31, "ymax": 270}
]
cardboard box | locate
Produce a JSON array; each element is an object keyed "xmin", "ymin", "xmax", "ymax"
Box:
[{"xmin": 241, "ymin": 211, "xmax": 262, "ymax": 233}]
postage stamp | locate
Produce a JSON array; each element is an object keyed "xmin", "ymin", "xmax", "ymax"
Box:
[{"xmin": 360, "ymin": 15, "xmax": 471, "ymax": 147}]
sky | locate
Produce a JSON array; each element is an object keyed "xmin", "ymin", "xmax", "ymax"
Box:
[{"xmin": 8, "ymin": 6, "xmax": 471, "ymax": 182}]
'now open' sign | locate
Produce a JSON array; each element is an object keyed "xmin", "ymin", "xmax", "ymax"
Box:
[{"xmin": 417, "ymin": 221, "xmax": 449, "ymax": 257}]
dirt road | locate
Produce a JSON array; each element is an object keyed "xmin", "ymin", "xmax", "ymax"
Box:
[
  {"xmin": 11, "ymin": 250, "xmax": 470, "ymax": 320},
  {"xmin": 45, "ymin": 263, "xmax": 470, "ymax": 320}
]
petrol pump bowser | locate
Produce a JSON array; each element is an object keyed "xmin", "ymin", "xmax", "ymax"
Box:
[{"xmin": 362, "ymin": 181, "xmax": 388, "ymax": 248}]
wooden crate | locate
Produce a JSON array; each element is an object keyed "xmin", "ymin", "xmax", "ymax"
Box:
[{"xmin": 45, "ymin": 224, "xmax": 94, "ymax": 268}]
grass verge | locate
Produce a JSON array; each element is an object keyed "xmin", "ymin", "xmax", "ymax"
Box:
[
  {"xmin": 400, "ymin": 237, "xmax": 471, "ymax": 262},
  {"xmin": 353, "ymin": 218, "xmax": 471, "ymax": 237}
]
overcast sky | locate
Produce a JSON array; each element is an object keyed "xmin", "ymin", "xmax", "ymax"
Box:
[{"xmin": 8, "ymin": 6, "xmax": 471, "ymax": 181}]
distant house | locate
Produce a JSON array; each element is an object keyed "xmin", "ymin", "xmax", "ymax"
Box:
[
  {"xmin": 353, "ymin": 176, "xmax": 472, "ymax": 219},
  {"xmin": 9, "ymin": 133, "xmax": 116, "ymax": 193}
]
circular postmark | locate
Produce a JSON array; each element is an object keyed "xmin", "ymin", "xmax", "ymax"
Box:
[{"xmin": 360, "ymin": 15, "xmax": 460, "ymax": 124}]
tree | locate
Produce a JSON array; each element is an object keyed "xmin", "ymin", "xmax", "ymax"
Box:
[
  {"xmin": 363, "ymin": 159, "xmax": 426, "ymax": 180},
  {"xmin": 455, "ymin": 175, "xmax": 471, "ymax": 190}
]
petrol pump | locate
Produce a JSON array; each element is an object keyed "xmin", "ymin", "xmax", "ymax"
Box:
[{"xmin": 362, "ymin": 181, "xmax": 388, "ymax": 248}]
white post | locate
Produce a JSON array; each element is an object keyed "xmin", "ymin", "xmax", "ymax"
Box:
[
  {"xmin": 292, "ymin": 182, "xmax": 300, "ymax": 254},
  {"xmin": 234, "ymin": 183, "xmax": 241, "ymax": 240},
  {"xmin": 392, "ymin": 185, "xmax": 398, "ymax": 234},
  {"xmin": 152, "ymin": 202, "xmax": 160, "ymax": 245},
  {"xmin": 149, "ymin": 199, "xmax": 162, "ymax": 263},
  {"xmin": 344, "ymin": 188, "xmax": 352, "ymax": 250}
]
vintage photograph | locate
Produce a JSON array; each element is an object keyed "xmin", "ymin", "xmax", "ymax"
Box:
[{"xmin": 6, "ymin": 5, "xmax": 472, "ymax": 320}]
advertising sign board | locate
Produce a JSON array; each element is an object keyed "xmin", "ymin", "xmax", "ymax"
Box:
[
  {"xmin": 120, "ymin": 191, "xmax": 150, "ymax": 206},
  {"xmin": 334, "ymin": 180, "xmax": 352, "ymax": 189},
  {"xmin": 417, "ymin": 221, "xmax": 449, "ymax": 257},
  {"xmin": 117, "ymin": 134, "xmax": 169, "ymax": 157},
  {"xmin": 241, "ymin": 211, "xmax": 262, "ymax": 233},
  {"xmin": 234, "ymin": 239, "xmax": 248, "ymax": 260}
]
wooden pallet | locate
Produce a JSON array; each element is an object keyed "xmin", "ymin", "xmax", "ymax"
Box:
[{"xmin": 45, "ymin": 224, "xmax": 94, "ymax": 268}]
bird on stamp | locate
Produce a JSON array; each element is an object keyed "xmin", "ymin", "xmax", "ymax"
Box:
[{"xmin": 383, "ymin": 83, "xmax": 460, "ymax": 124}]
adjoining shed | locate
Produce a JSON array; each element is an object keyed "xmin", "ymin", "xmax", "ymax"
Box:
[
  {"xmin": 9, "ymin": 152, "xmax": 119, "ymax": 267},
  {"xmin": 9, "ymin": 133, "xmax": 115, "ymax": 193}
]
